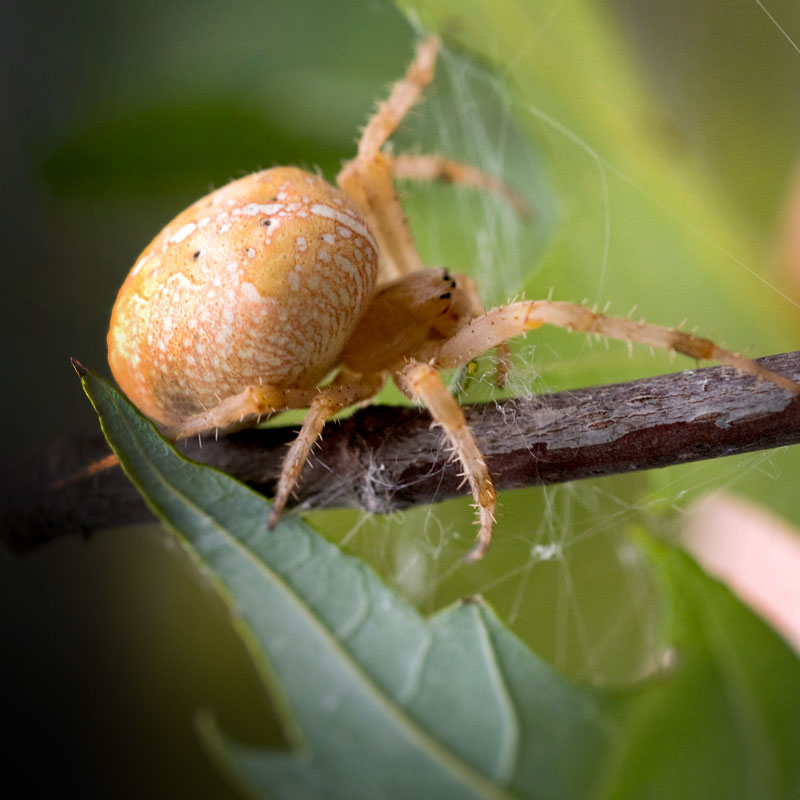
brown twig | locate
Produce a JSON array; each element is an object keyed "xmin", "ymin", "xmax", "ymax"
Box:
[{"xmin": 3, "ymin": 352, "xmax": 800, "ymax": 554}]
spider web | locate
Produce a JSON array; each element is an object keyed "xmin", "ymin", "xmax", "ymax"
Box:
[{"xmin": 306, "ymin": 1, "xmax": 800, "ymax": 685}]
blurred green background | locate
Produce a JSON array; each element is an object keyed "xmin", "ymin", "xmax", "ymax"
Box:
[{"xmin": 2, "ymin": 0, "xmax": 799, "ymax": 797}]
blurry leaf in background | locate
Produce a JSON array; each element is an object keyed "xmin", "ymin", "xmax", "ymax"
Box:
[
  {"xmin": 610, "ymin": 0, "xmax": 800, "ymax": 236},
  {"xmin": 400, "ymin": 0, "xmax": 800, "ymax": 389},
  {"xmin": 781, "ymin": 163, "xmax": 800, "ymax": 294},
  {"xmin": 597, "ymin": 534, "xmax": 800, "ymax": 800},
  {"xmin": 42, "ymin": 102, "xmax": 345, "ymax": 198}
]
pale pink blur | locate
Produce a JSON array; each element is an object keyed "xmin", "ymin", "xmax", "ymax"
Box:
[{"xmin": 683, "ymin": 492, "xmax": 800, "ymax": 653}]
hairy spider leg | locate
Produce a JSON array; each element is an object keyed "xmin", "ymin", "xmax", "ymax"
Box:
[
  {"xmin": 387, "ymin": 153, "xmax": 534, "ymax": 219},
  {"xmin": 435, "ymin": 300, "xmax": 800, "ymax": 396},
  {"xmin": 338, "ymin": 36, "xmax": 440, "ymax": 279},
  {"xmin": 339, "ymin": 36, "xmax": 533, "ymax": 284},
  {"xmin": 268, "ymin": 371, "xmax": 385, "ymax": 527},
  {"xmin": 398, "ymin": 361, "xmax": 497, "ymax": 561},
  {"xmin": 161, "ymin": 384, "xmax": 337, "ymax": 441}
]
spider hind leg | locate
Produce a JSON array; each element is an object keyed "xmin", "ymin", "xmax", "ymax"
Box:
[{"xmin": 161, "ymin": 384, "xmax": 325, "ymax": 441}]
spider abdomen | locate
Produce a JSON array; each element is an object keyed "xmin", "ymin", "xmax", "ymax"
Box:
[{"xmin": 108, "ymin": 167, "xmax": 378, "ymax": 425}]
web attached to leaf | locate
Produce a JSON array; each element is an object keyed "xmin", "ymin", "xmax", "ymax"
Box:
[{"xmin": 306, "ymin": 4, "xmax": 800, "ymax": 685}]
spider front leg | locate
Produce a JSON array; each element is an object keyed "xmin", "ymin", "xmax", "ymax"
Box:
[
  {"xmin": 435, "ymin": 299, "xmax": 800, "ymax": 395},
  {"xmin": 338, "ymin": 34, "xmax": 532, "ymax": 283},
  {"xmin": 337, "ymin": 35, "xmax": 439, "ymax": 279},
  {"xmin": 268, "ymin": 371, "xmax": 386, "ymax": 529},
  {"xmin": 397, "ymin": 361, "xmax": 497, "ymax": 561}
]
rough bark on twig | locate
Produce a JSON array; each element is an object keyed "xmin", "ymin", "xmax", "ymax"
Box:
[{"xmin": 3, "ymin": 352, "xmax": 799, "ymax": 554}]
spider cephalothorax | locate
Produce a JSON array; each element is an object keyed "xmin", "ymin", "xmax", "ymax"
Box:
[{"xmin": 108, "ymin": 36, "xmax": 799, "ymax": 559}]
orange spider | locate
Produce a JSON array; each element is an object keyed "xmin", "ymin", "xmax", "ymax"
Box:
[{"xmin": 107, "ymin": 36, "xmax": 800, "ymax": 560}]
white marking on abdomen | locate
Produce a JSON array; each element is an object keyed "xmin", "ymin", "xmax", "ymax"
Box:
[
  {"xmin": 234, "ymin": 203, "xmax": 285, "ymax": 217},
  {"xmin": 310, "ymin": 204, "xmax": 377, "ymax": 253},
  {"xmin": 131, "ymin": 254, "xmax": 151, "ymax": 277},
  {"xmin": 170, "ymin": 222, "xmax": 197, "ymax": 243}
]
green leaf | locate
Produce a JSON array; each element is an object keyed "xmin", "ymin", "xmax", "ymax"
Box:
[
  {"xmin": 79, "ymin": 366, "xmax": 800, "ymax": 800},
  {"xmin": 79, "ymin": 370, "xmax": 609, "ymax": 799}
]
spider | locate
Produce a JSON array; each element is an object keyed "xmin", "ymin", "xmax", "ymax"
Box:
[{"xmin": 107, "ymin": 35, "xmax": 800, "ymax": 560}]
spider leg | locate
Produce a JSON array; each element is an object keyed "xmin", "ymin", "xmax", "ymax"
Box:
[
  {"xmin": 387, "ymin": 153, "xmax": 533, "ymax": 219},
  {"xmin": 161, "ymin": 384, "xmax": 333, "ymax": 441},
  {"xmin": 434, "ymin": 300, "xmax": 800, "ymax": 394},
  {"xmin": 356, "ymin": 36, "xmax": 439, "ymax": 162},
  {"xmin": 268, "ymin": 372, "xmax": 385, "ymax": 529},
  {"xmin": 397, "ymin": 360, "xmax": 497, "ymax": 561},
  {"xmin": 337, "ymin": 36, "xmax": 439, "ymax": 280}
]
